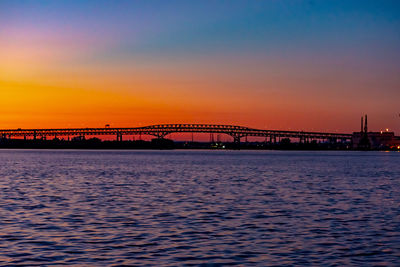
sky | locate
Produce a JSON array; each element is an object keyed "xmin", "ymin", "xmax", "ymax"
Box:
[{"xmin": 1, "ymin": 0, "xmax": 400, "ymax": 133}]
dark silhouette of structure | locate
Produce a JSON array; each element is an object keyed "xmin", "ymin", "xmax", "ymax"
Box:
[
  {"xmin": 1, "ymin": 122, "xmax": 399, "ymax": 150},
  {"xmin": 358, "ymin": 114, "xmax": 371, "ymax": 149},
  {"xmin": 0, "ymin": 124, "xmax": 352, "ymax": 144},
  {"xmin": 352, "ymin": 115, "xmax": 400, "ymax": 150}
]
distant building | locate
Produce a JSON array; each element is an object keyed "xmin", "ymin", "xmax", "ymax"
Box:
[
  {"xmin": 352, "ymin": 131, "xmax": 400, "ymax": 149},
  {"xmin": 352, "ymin": 115, "xmax": 400, "ymax": 149}
]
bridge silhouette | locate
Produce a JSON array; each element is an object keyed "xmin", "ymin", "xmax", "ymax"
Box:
[{"xmin": 0, "ymin": 124, "xmax": 352, "ymax": 143}]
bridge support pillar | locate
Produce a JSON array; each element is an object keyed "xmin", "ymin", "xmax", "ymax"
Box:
[
  {"xmin": 233, "ymin": 136, "xmax": 240, "ymax": 144},
  {"xmin": 154, "ymin": 132, "xmax": 168, "ymax": 140},
  {"xmin": 230, "ymin": 134, "xmax": 240, "ymax": 144},
  {"xmin": 230, "ymin": 133, "xmax": 245, "ymax": 148},
  {"xmin": 116, "ymin": 132, "xmax": 123, "ymax": 142}
]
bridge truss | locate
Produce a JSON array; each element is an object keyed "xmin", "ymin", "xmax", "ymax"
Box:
[{"xmin": 0, "ymin": 124, "xmax": 352, "ymax": 143}]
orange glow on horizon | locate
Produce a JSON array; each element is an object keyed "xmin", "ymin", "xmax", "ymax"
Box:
[
  {"xmin": 0, "ymin": 73, "xmax": 397, "ymax": 133},
  {"xmin": 1, "ymin": 40, "xmax": 399, "ymax": 133}
]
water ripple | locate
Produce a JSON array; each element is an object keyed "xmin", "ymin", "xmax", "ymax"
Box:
[{"xmin": 0, "ymin": 150, "xmax": 399, "ymax": 265}]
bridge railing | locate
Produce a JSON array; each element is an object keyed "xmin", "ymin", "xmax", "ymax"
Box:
[{"xmin": 0, "ymin": 124, "xmax": 353, "ymax": 140}]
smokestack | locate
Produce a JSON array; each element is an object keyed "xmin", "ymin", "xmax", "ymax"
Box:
[
  {"xmin": 361, "ymin": 116, "xmax": 364, "ymax": 133},
  {"xmin": 364, "ymin": 114, "xmax": 368, "ymax": 133}
]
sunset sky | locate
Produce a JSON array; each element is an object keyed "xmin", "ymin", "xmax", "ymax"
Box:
[{"xmin": 1, "ymin": 0, "xmax": 400, "ymax": 133}]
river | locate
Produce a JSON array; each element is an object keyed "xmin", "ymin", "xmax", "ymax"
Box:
[{"xmin": 0, "ymin": 150, "xmax": 399, "ymax": 266}]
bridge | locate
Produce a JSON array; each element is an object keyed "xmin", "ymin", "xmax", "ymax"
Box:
[{"xmin": 0, "ymin": 124, "xmax": 352, "ymax": 143}]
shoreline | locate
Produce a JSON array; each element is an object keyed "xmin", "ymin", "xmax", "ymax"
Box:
[{"xmin": 0, "ymin": 139, "xmax": 398, "ymax": 151}]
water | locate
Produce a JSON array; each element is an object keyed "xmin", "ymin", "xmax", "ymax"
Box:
[{"xmin": 0, "ymin": 150, "xmax": 399, "ymax": 266}]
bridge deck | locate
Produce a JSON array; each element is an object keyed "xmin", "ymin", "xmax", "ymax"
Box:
[{"xmin": 0, "ymin": 124, "xmax": 352, "ymax": 141}]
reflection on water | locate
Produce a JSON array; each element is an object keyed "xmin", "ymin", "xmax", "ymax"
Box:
[{"xmin": 0, "ymin": 150, "xmax": 399, "ymax": 265}]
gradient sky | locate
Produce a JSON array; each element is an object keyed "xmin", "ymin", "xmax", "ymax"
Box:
[{"xmin": 1, "ymin": 0, "xmax": 400, "ymax": 133}]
